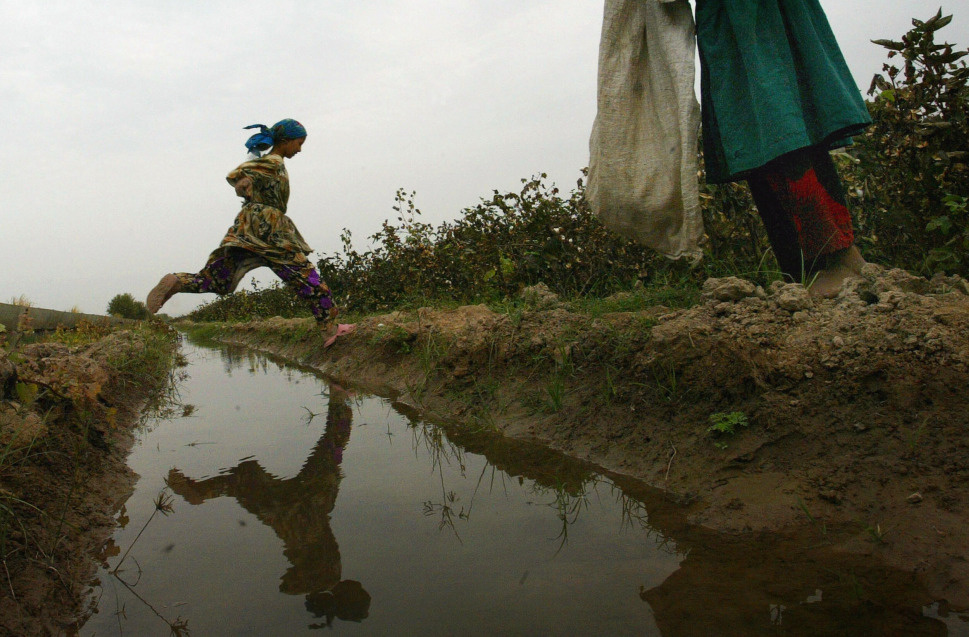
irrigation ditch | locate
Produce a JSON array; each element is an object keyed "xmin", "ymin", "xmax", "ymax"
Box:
[
  {"xmin": 184, "ymin": 265, "xmax": 969, "ymax": 613},
  {"xmin": 2, "ymin": 262, "xmax": 969, "ymax": 633}
]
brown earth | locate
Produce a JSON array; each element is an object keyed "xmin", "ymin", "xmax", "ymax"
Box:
[
  {"xmin": 0, "ymin": 329, "xmax": 177, "ymax": 637},
  {"xmin": 197, "ymin": 263, "xmax": 969, "ymax": 611}
]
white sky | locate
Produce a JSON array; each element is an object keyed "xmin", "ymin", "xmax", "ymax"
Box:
[{"xmin": 2, "ymin": 1, "xmax": 967, "ymax": 317}]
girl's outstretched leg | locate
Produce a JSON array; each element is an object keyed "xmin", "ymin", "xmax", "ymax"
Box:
[
  {"xmin": 147, "ymin": 249, "xmax": 263, "ymax": 314},
  {"xmin": 147, "ymin": 274, "xmax": 182, "ymax": 314}
]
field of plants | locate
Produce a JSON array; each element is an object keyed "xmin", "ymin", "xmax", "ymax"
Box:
[{"xmin": 187, "ymin": 12, "xmax": 967, "ymax": 324}]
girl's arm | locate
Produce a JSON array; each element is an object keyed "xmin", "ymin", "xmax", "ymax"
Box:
[
  {"xmin": 227, "ymin": 157, "xmax": 275, "ymax": 199},
  {"xmin": 231, "ymin": 175, "xmax": 252, "ymax": 198}
]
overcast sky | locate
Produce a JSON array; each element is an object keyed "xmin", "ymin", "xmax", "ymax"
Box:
[{"xmin": 2, "ymin": 1, "xmax": 967, "ymax": 317}]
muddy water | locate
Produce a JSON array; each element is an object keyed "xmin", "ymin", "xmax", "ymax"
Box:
[{"xmin": 82, "ymin": 340, "xmax": 964, "ymax": 636}]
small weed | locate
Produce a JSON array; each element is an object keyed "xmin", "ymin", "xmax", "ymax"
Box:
[
  {"xmin": 404, "ymin": 376, "xmax": 428, "ymax": 405},
  {"xmin": 603, "ymin": 365, "xmax": 619, "ymax": 401},
  {"xmin": 545, "ymin": 374, "xmax": 566, "ymax": 412},
  {"xmin": 286, "ymin": 322, "xmax": 314, "ymax": 343},
  {"xmin": 488, "ymin": 300, "xmax": 526, "ymax": 329},
  {"xmin": 650, "ymin": 361, "xmax": 683, "ymax": 403},
  {"xmin": 707, "ymin": 411, "xmax": 749, "ymax": 436},
  {"xmin": 541, "ymin": 342, "xmax": 576, "ymax": 413},
  {"xmin": 417, "ymin": 334, "xmax": 446, "ymax": 378},
  {"xmin": 552, "ymin": 343, "xmax": 575, "ymax": 376},
  {"xmin": 461, "ymin": 408, "xmax": 499, "ymax": 433},
  {"xmin": 796, "ymin": 496, "xmax": 829, "ymax": 544},
  {"xmin": 471, "ymin": 376, "xmax": 499, "ymax": 404},
  {"xmin": 112, "ymin": 489, "xmax": 175, "ymax": 576},
  {"xmin": 796, "ymin": 497, "xmax": 817, "ymax": 524},
  {"xmin": 16, "ymin": 311, "xmax": 34, "ymax": 338},
  {"xmin": 372, "ymin": 325, "xmax": 414, "ymax": 354},
  {"xmin": 14, "ymin": 382, "xmax": 40, "ymax": 414},
  {"xmin": 845, "ymin": 571, "xmax": 866, "ymax": 601},
  {"xmin": 904, "ymin": 416, "xmax": 929, "ymax": 457},
  {"xmin": 864, "ymin": 522, "xmax": 887, "ymax": 545}
]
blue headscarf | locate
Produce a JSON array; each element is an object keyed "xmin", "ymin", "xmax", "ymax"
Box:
[{"xmin": 244, "ymin": 118, "xmax": 307, "ymax": 156}]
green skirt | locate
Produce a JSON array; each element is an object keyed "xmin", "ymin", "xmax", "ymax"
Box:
[{"xmin": 696, "ymin": 0, "xmax": 871, "ymax": 183}]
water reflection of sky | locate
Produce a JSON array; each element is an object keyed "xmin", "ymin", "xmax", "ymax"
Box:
[
  {"xmin": 82, "ymin": 340, "xmax": 964, "ymax": 636},
  {"xmin": 82, "ymin": 342, "xmax": 677, "ymax": 635}
]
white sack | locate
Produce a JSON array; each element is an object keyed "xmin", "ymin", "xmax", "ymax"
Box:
[{"xmin": 587, "ymin": 0, "xmax": 703, "ymax": 259}]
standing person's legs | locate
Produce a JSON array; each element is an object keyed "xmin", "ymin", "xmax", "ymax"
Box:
[
  {"xmin": 746, "ymin": 177, "xmax": 804, "ymax": 281},
  {"xmin": 746, "ymin": 146, "xmax": 864, "ymax": 294}
]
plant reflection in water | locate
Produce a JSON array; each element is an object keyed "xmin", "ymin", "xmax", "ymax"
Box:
[
  {"xmin": 135, "ymin": 344, "xmax": 191, "ymax": 434},
  {"xmin": 408, "ymin": 406, "xmax": 671, "ymax": 557},
  {"xmin": 98, "ymin": 355, "xmax": 191, "ymax": 635},
  {"xmin": 166, "ymin": 382, "xmax": 371, "ymax": 628}
]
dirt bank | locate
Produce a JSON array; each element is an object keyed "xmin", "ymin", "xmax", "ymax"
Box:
[
  {"xmin": 0, "ymin": 328, "xmax": 178, "ymax": 636},
  {"xmin": 189, "ymin": 264, "xmax": 969, "ymax": 610}
]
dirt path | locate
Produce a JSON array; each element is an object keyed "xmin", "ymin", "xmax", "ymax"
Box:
[
  {"xmin": 0, "ymin": 329, "xmax": 178, "ymax": 636},
  {"xmin": 196, "ymin": 264, "xmax": 969, "ymax": 610}
]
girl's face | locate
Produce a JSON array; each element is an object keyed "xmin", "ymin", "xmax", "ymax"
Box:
[{"xmin": 273, "ymin": 137, "xmax": 306, "ymax": 159}]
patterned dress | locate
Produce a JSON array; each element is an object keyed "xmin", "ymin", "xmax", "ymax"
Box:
[{"xmin": 174, "ymin": 154, "xmax": 335, "ymax": 323}]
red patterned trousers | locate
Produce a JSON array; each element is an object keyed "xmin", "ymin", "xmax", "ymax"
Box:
[{"xmin": 746, "ymin": 146, "xmax": 855, "ymax": 280}]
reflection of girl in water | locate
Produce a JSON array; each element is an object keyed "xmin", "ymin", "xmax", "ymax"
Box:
[{"xmin": 167, "ymin": 383, "xmax": 369, "ymax": 625}]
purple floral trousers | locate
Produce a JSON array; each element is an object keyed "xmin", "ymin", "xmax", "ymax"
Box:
[{"xmin": 174, "ymin": 247, "xmax": 335, "ymax": 324}]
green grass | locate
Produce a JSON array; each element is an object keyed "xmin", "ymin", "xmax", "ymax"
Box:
[{"xmin": 178, "ymin": 321, "xmax": 227, "ymax": 343}]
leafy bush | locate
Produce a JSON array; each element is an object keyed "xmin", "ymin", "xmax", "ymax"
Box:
[
  {"xmin": 843, "ymin": 9, "xmax": 969, "ymax": 276},
  {"xmin": 317, "ymin": 178, "xmax": 665, "ymax": 313},
  {"xmin": 107, "ymin": 293, "xmax": 149, "ymax": 320},
  {"xmin": 698, "ymin": 161, "xmax": 774, "ymax": 281},
  {"xmin": 186, "ymin": 281, "xmax": 307, "ymax": 323}
]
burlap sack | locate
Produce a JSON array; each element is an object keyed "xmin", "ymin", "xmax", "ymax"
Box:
[{"xmin": 587, "ymin": 0, "xmax": 703, "ymax": 259}]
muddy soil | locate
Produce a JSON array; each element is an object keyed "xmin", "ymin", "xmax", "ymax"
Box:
[
  {"xmin": 0, "ymin": 330, "xmax": 176, "ymax": 636},
  {"xmin": 197, "ymin": 264, "xmax": 969, "ymax": 611}
]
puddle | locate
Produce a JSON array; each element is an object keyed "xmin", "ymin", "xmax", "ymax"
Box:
[{"xmin": 81, "ymin": 339, "xmax": 963, "ymax": 636}]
